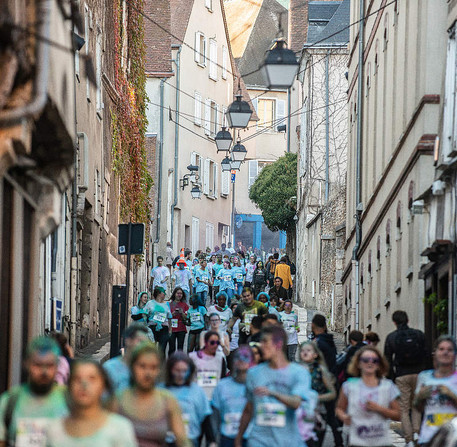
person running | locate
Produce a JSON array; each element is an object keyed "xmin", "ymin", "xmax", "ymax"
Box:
[
  {"xmin": 384, "ymin": 310, "xmax": 426, "ymax": 447},
  {"xmin": 151, "ymin": 256, "xmax": 170, "ymax": 293},
  {"xmin": 207, "ymin": 291, "xmax": 233, "ymax": 332},
  {"xmin": 0, "ymin": 337, "xmax": 68, "ymax": 446},
  {"xmin": 189, "ymin": 331, "xmax": 227, "ymax": 400},
  {"xmin": 252, "ymin": 261, "xmax": 267, "ymax": 297},
  {"xmin": 169, "ymin": 287, "xmax": 189, "ymax": 355},
  {"xmin": 207, "ymin": 254, "xmax": 217, "ymax": 301},
  {"xmin": 117, "ymin": 342, "xmax": 189, "ymax": 447},
  {"xmin": 232, "ymin": 257, "xmax": 246, "ymax": 296},
  {"xmin": 227, "ymin": 287, "xmax": 268, "ymax": 345},
  {"xmin": 212, "ymin": 346, "xmax": 255, "ymax": 447},
  {"xmin": 200, "ymin": 313, "xmax": 231, "ymax": 356},
  {"xmin": 187, "ymin": 294, "xmax": 208, "ymax": 353},
  {"xmin": 131, "ymin": 291, "xmax": 150, "ymax": 323},
  {"xmin": 234, "ymin": 326, "xmax": 312, "ymax": 447},
  {"xmin": 195, "ymin": 258, "xmax": 211, "ymax": 306},
  {"xmin": 218, "ymin": 260, "xmax": 236, "ymax": 304},
  {"xmin": 212, "ymin": 255, "xmax": 224, "ymax": 301},
  {"xmin": 104, "ymin": 324, "xmax": 150, "ymax": 394},
  {"xmin": 145, "ymin": 287, "xmax": 172, "ymax": 355},
  {"xmin": 244, "ymin": 255, "xmax": 257, "ymax": 288},
  {"xmin": 47, "ymin": 360, "xmax": 137, "ymax": 446},
  {"xmin": 173, "ymin": 259, "xmax": 193, "ymax": 302},
  {"xmin": 191, "ymin": 259, "xmax": 200, "ymax": 295},
  {"xmin": 164, "ymin": 352, "xmax": 216, "ymax": 447},
  {"xmin": 299, "ymin": 341, "xmax": 337, "ymax": 447},
  {"xmin": 336, "ymin": 330, "xmax": 365, "ymax": 385},
  {"xmin": 274, "ymin": 257, "xmax": 293, "ymax": 299},
  {"xmin": 279, "ymin": 300, "xmax": 300, "ymax": 362},
  {"xmin": 228, "ymin": 301, "xmax": 241, "ymax": 371},
  {"xmin": 336, "ymin": 346, "xmax": 400, "ymax": 447},
  {"xmin": 269, "ymin": 277, "xmax": 288, "ymax": 303},
  {"xmin": 413, "ymin": 335, "xmax": 457, "ymax": 446}
]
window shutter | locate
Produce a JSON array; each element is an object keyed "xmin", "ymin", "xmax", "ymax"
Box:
[
  {"xmin": 276, "ymin": 99, "xmax": 286, "ymax": 125},
  {"xmin": 191, "ymin": 151, "xmax": 196, "ymax": 166},
  {"xmin": 214, "ymin": 163, "xmax": 218, "ymax": 197},
  {"xmin": 222, "ymin": 106, "xmax": 228, "ymax": 128},
  {"xmin": 222, "ymin": 46, "xmax": 227, "ymax": 79},
  {"xmin": 248, "ymin": 160, "xmax": 259, "ymax": 188},
  {"xmin": 204, "ymin": 99, "xmax": 211, "ymax": 135},
  {"xmin": 215, "ymin": 103, "xmax": 219, "ymax": 135},
  {"xmin": 209, "ymin": 39, "xmax": 217, "ymax": 80},
  {"xmin": 203, "ymin": 36, "xmax": 208, "ymax": 66},
  {"xmin": 205, "ymin": 0, "xmax": 212, "ymax": 9},
  {"xmin": 194, "ymin": 32, "xmax": 200, "ymax": 63},
  {"xmin": 222, "ymin": 170, "xmax": 230, "ymax": 196},
  {"xmin": 203, "ymin": 159, "xmax": 210, "ymax": 194},
  {"xmin": 251, "ymin": 98, "xmax": 258, "ymax": 114},
  {"xmin": 194, "ymin": 92, "xmax": 202, "ymax": 125}
]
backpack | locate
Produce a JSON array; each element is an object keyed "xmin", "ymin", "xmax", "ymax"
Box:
[
  {"xmin": 394, "ymin": 328, "xmax": 423, "ymax": 366},
  {"xmin": 269, "ymin": 259, "xmax": 278, "ymax": 275}
]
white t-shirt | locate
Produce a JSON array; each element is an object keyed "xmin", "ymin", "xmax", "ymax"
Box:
[
  {"xmin": 207, "ymin": 305, "xmax": 233, "ymax": 332},
  {"xmin": 46, "ymin": 413, "xmax": 138, "ymax": 447},
  {"xmin": 415, "ymin": 369, "xmax": 457, "ymax": 444},
  {"xmin": 279, "ymin": 311, "xmax": 298, "ymax": 345},
  {"xmin": 230, "ymin": 319, "xmax": 240, "ymax": 351},
  {"xmin": 342, "ymin": 378, "xmax": 399, "ymax": 446},
  {"xmin": 189, "ymin": 351, "xmax": 225, "ymax": 400},
  {"xmin": 150, "ymin": 266, "xmax": 170, "ymax": 291}
]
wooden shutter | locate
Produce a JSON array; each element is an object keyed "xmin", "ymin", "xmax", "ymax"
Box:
[
  {"xmin": 194, "ymin": 92, "xmax": 202, "ymax": 125},
  {"xmin": 222, "ymin": 170, "xmax": 230, "ymax": 196},
  {"xmin": 204, "ymin": 99, "xmax": 211, "ymax": 135},
  {"xmin": 214, "ymin": 162, "xmax": 218, "ymax": 197},
  {"xmin": 209, "ymin": 39, "xmax": 217, "ymax": 80},
  {"xmin": 194, "ymin": 32, "xmax": 200, "ymax": 63},
  {"xmin": 222, "ymin": 46, "xmax": 227, "ymax": 79},
  {"xmin": 203, "ymin": 159, "xmax": 210, "ymax": 194},
  {"xmin": 248, "ymin": 160, "xmax": 258, "ymax": 188},
  {"xmin": 276, "ymin": 99, "xmax": 286, "ymax": 125}
]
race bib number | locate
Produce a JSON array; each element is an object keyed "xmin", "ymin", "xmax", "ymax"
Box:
[
  {"xmin": 16, "ymin": 418, "xmax": 49, "ymax": 447},
  {"xmin": 182, "ymin": 413, "xmax": 190, "ymax": 436},
  {"xmin": 256, "ymin": 403, "xmax": 287, "ymax": 427},
  {"xmin": 224, "ymin": 275, "xmax": 232, "ymax": 282},
  {"xmin": 153, "ymin": 312, "xmax": 167, "ymax": 323},
  {"xmin": 236, "ymin": 273, "xmax": 243, "ymax": 281},
  {"xmin": 190, "ymin": 312, "xmax": 201, "ymax": 323},
  {"xmin": 171, "ymin": 319, "xmax": 178, "ymax": 328},
  {"xmin": 197, "ymin": 371, "xmax": 218, "ymax": 387},
  {"xmin": 244, "ymin": 313, "xmax": 256, "ymax": 324},
  {"xmin": 224, "ymin": 412, "xmax": 242, "ymax": 436},
  {"xmin": 283, "ymin": 318, "xmax": 296, "ymax": 333},
  {"xmin": 426, "ymin": 413, "xmax": 457, "ymax": 426}
]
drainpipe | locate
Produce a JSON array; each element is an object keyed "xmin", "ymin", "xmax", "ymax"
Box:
[
  {"xmin": 353, "ymin": 0, "xmax": 365, "ymax": 330},
  {"xmin": 0, "ymin": 0, "xmax": 52, "ymax": 125},
  {"xmin": 153, "ymin": 78, "xmax": 167, "ymax": 253},
  {"xmin": 287, "ymin": 87, "xmax": 291, "ymax": 152},
  {"xmin": 170, "ymin": 46, "xmax": 182, "ymax": 249},
  {"xmin": 325, "ymin": 51, "xmax": 330, "ymax": 203}
]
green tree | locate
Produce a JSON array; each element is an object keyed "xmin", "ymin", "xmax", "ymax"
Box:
[{"xmin": 249, "ymin": 152, "xmax": 297, "ymax": 254}]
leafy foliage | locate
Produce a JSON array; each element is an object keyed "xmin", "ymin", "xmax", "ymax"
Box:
[
  {"xmin": 423, "ymin": 292, "xmax": 448, "ymax": 334},
  {"xmin": 111, "ymin": 0, "xmax": 152, "ymax": 224},
  {"xmin": 249, "ymin": 152, "xmax": 297, "ymax": 232}
]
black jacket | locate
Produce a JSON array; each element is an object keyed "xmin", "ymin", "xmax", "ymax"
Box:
[
  {"xmin": 269, "ymin": 286, "xmax": 288, "ymax": 301},
  {"xmin": 315, "ymin": 332, "xmax": 337, "ymax": 375},
  {"xmin": 384, "ymin": 324, "xmax": 427, "ymax": 379}
]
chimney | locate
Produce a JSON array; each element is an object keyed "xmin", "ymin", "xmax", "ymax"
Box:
[{"xmin": 288, "ymin": 0, "xmax": 308, "ymax": 53}]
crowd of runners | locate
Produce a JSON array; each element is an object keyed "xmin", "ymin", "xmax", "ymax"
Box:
[{"xmin": 1, "ymin": 249, "xmax": 457, "ymax": 447}]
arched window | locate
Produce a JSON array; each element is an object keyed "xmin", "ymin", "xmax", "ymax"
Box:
[
  {"xmin": 396, "ymin": 202, "xmax": 402, "ymax": 232},
  {"xmin": 386, "ymin": 219, "xmax": 391, "ymax": 248},
  {"xmin": 377, "ymin": 236, "xmax": 381, "ymax": 261},
  {"xmin": 368, "ymin": 250, "xmax": 372, "ymax": 274},
  {"xmin": 408, "ymin": 181, "xmax": 415, "ymax": 210},
  {"xmin": 374, "ymin": 39, "xmax": 379, "ymax": 75},
  {"xmin": 366, "ymin": 63, "xmax": 371, "ymax": 92},
  {"xmin": 383, "ymin": 14, "xmax": 389, "ymax": 51}
]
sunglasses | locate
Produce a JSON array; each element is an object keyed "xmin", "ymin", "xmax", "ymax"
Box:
[
  {"xmin": 359, "ymin": 357, "xmax": 380, "ymax": 364},
  {"xmin": 209, "ymin": 340, "xmax": 220, "ymax": 346}
]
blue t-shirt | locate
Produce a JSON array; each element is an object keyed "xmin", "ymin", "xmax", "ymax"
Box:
[
  {"xmin": 174, "ymin": 269, "xmax": 193, "ymax": 292},
  {"xmin": 144, "ymin": 300, "xmax": 172, "ymax": 329},
  {"xmin": 213, "ymin": 263, "xmax": 224, "ymax": 287},
  {"xmin": 103, "ymin": 356, "xmax": 130, "ymax": 394},
  {"xmin": 188, "ymin": 306, "xmax": 207, "ymax": 330},
  {"xmin": 232, "ymin": 266, "xmax": 245, "ymax": 284},
  {"xmin": 246, "ymin": 362, "xmax": 312, "ymax": 447},
  {"xmin": 212, "ymin": 377, "xmax": 250, "ymax": 439},
  {"xmin": 195, "ymin": 268, "xmax": 210, "ymax": 293},
  {"xmin": 218, "ymin": 268, "xmax": 235, "ymax": 291},
  {"xmin": 166, "ymin": 383, "xmax": 211, "ymax": 441}
]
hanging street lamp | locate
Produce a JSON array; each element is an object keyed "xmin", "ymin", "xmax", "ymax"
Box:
[
  {"xmin": 225, "ymin": 94, "xmax": 252, "ymax": 129},
  {"xmin": 231, "ymin": 141, "xmax": 247, "ymax": 163},
  {"xmin": 215, "ymin": 127, "xmax": 233, "ymax": 152},
  {"xmin": 221, "ymin": 156, "xmax": 232, "ymax": 172},
  {"xmin": 261, "ymin": 39, "xmax": 299, "ymax": 90},
  {"xmin": 191, "ymin": 184, "xmax": 203, "ymax": 199}
]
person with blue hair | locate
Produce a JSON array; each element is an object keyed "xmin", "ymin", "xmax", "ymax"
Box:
[
  {"xmin": 257, "ymin": 292, "xmax": 281, "ymax": 319},
  {"xmin": 208, "ymin": 291, "xmax": 233, "ymax": 332}
]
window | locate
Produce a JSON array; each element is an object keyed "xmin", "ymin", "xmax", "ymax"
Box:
[
  {"xmin": 103, "ymin": 178, "xmax": 109, "ymax": 223},
  {"xmin": 192, "ymin": 217, "xmax": 199, "ymax": 255},
  {"xmin": 221, "ymin": 169, "xmax": 230, "ymax": 196},
  {"xmin": 203, "ymin": 159, "xmax": 218, "ymax": 197},
  {"xmin": 194, "ymin": 92, "xmax": 202, "ymax": 125},
  {"xmin": 95, "ymin": 169, "xmax": 101, "ymax": 215},
  {"xmin": 222, "ymin": 46, "xmax": 228, "ymax": 79},
  {"xmin": 96, "ymin": 25, "xmax": 103, "ymax": 113},
  {"xmin": 442, "ymin": 25, "xmax": 457, "ymax": 159},
  {"xmin": 191, "ymin": 152, "xmax": 203, "ymax": 183},
  {"xmin": 248, "ymin": 160, "xmax": 258, "ymax": 188},
  {"xmin": 194, "ymin": 32, "xmax": 207, "ymax": 66},
  {"xmin": 209, "ymin": 39, "xmax": 217, "ymax": 80},
  {"xmin": 257, "ymin": 98, "xmax": 285, "ymax": 130},
  {"xmin": 204, "ymin": 99, "xmax": 218, "ymax": 137}
]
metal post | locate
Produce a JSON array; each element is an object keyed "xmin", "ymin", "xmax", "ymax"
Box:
[
  {"xmin": 325, "ymin": 51, "xmax": 330, "ymax": 203},
  {"xmin": 231, "ymin": 180, "xmax": 236, "ymax": 247},
  {"xmin": 125, "ymin": 222, "xmax": 132, "ymax": 328}
]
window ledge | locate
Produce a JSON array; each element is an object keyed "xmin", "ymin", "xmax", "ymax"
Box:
[
  {"xmin": 394, "ymin": 281, "xmax": 401, "ymax": 294},
  {"xmin": 96, "ymin": 110, "xmax": 103, "ymax": 121},
  {"xmin": 206, "ymin": 194, "xmax": 216, "ymax": 200},
  {"xmin": 375, "ymin": 309, "xmax": 381, "ymax": 319},
  {"xmin": 197, "ymin": 62, "xmax": 206, "ymax": 68},
  {"xmin": 406, "ymin": 267, "xmax": 413, "ymax": 280},
  {"xmin": 384, "ymin": 297, "xmax": 391, "ymax": 308}
]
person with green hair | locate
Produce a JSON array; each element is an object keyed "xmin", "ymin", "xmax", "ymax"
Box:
[{"xmin": 0, "ymin": 336, "xmax": 68, "ymax": 446}]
